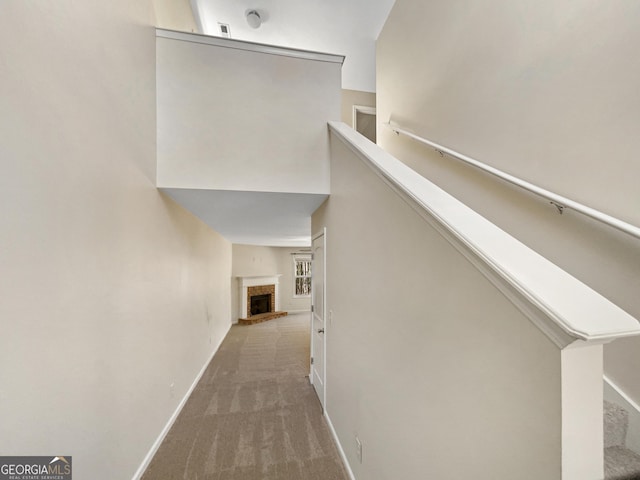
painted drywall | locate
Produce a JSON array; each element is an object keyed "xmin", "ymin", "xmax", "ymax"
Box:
[
  {"xmin": 156, "ymin": 35, "xmax": 341, "ymax": 194},
  {"xmin": 231, "ymin": 244, "xmax": 311, "ymax": 321},
  {"xmin": 233, "ymin": 244, "xmax": 281, "ymax": 277},
  {"xmin": 341, "ymin": 89, "xmax": 377, "ymax": 127},
  {"xmin": 377, "ymin": 0, "xmax": 640, "ymax": 403},
  {"xmin": 153, "ymin": 0, "xmax": 198, "ymax": 32},
  {"xmin": 0, "ymin": 2, "xmax": 231, "ymax": 479},
  {"xmin": 312, "ymin": 135, "xmax": 563, "ymax": 479}
]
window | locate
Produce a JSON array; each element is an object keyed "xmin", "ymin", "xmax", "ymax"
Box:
[{"xmin": 293, "ymin": 255, "xmax": 312, "ymax": 297}]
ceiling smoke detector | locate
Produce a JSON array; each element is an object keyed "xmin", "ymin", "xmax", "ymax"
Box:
[{"xmin": 246, "ymin": 10, "xmax": 262, "ymax": 29}]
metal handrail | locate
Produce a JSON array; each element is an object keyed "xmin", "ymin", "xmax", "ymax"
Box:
[{"xmin": 385, "ymin": 123, "xmax": 640, "ymax": 241}]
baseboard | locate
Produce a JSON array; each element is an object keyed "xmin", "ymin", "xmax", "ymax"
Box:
[
  {"xmin": 324, "ymin": 411, "xmax": 356, "ymax": 480},
  {"xmin": 131, "ymin": 323, "xmax": 232, "ymax": 480}
]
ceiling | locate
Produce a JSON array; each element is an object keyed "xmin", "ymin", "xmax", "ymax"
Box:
[
  {"xmin": 162, "ymin": 188, "xmax": 328, "ymax": 247},
  {"xmin": 190, "ymin": 0, "xmax": 396, "ymax": 93}
]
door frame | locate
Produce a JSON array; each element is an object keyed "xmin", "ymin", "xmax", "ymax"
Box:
[{"xmin": 310, "ymin": 227, "xmax": 327, "ymax": 410}]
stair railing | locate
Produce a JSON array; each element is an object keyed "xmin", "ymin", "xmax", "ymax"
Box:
[{"xmin": 385, "ymin": 122, "xmax": 640, "ymax": 241}]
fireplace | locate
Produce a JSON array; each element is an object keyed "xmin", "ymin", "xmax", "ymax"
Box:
[
  {"xmin": 246, "ymin": 284, "xmax": 276, "ymax": 317},
  {"xmin": 250, "ymin": 293, "xmax": 272, "ymax": 315},
  {"xmin": 237, "ymin": 275, "xmax": 288, "ymax": 325}
]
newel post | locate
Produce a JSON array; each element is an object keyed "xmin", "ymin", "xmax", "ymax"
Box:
[{"xmin": 561, "ymin": 342, "xmax": 604, "ymax": 480}]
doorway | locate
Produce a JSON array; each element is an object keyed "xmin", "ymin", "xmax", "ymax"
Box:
[{"xmin": 353, "ymin": 105, "xmax": 376, "ymax": 143}]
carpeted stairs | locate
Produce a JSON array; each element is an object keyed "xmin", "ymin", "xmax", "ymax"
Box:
[{"xmin": 605, "ymin": 400, "xmax": 640, "ymax": 479}]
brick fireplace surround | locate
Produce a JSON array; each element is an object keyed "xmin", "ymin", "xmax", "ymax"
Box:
[
  {"xmin": 237, "ymin": 275, "xmax": 288, "ymax": 325},
  {"xmin": 247, "ymin": 284, "xmax": 276, "ymax": 316}
]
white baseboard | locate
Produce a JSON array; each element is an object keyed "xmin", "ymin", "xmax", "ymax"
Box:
[
  {"xmin": 131, "ymin": 323, "xmax": 231, "ymax": 480},
  {"xmin": 324, "ymin": 411, "xmax": 356, "ymax": 480}
]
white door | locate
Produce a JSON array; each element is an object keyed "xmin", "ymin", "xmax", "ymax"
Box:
[{"xmin": 311, "ymin": 229, "xmax": 326, "ymax": 409}]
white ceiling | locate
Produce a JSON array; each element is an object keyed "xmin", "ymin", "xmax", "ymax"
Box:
[
  {"xmin": 191, "ymin": 0, "xmax": 396, "ymax": 92},
  {"xmin": 162, "ymin": 188, "xmax": 328, "ymax": 247}
]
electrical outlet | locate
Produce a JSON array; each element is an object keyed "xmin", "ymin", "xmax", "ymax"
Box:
[
  {"xmin": 329, "ymin": 309, "xmax": 333, "ymax": 324},
  {"xmin": 355, "ymin": 435, "xmax": 362, "ymax": 463},
  {"xmin": 169, "ymin": 382, "xmax": 175, "ymax": 398}
]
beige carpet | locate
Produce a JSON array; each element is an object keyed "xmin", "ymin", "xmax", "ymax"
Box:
[{"xmin": 142, "ymin": 314, "xmax": 348, "ymax": 480}]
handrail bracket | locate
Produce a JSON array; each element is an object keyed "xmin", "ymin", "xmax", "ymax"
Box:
[{"xmin": 550, "ymin": 201, "xmax": 565, "ymax": 215}]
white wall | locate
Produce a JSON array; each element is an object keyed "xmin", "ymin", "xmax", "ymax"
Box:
[
  {"xmin": 312, "ymin": 135, "xmax": 563, "ymax": 479},
  {"xmin": 156, "ymin": 34, "xmax": 341, "ymax": 194},
  {"xmin": 0, "ymin": 2, "xmax": 231, "ymax": 479},
  {"xmin": 231, "ymin": 244, "xmax": 311, "ymax": 321},
  {"xmin": 377, "ymin": 0, "xmax": 640, "ymax": 402},
  {"xmin": 153, "ymin": 0, "xmax": 198, "ymax": 31}
]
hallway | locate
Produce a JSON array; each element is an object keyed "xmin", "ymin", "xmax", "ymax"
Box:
[{"xmin": 142, "ymin": 314, "xmax": 348, "ymax": 480}]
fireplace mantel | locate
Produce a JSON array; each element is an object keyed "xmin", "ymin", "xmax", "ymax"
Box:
[{"xmin": 237, "ymin": 275, "xmax": 283, "ymax": 323}]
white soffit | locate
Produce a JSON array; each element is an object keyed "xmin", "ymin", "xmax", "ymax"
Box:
[
  {"xmin": 161, "ymin": 188, "xmax": 328, "ymax": 247},
  {"xmin": 191, "ymin": 0, "xmax": 396, "ymax": 92}
]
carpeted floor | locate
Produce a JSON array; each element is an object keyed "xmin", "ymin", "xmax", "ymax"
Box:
[{"xmin": 142, "ymin": 314, "xmax": 348, "ymax": 480}]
